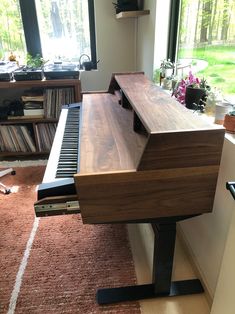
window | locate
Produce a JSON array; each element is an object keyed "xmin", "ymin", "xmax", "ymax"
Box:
[
  {"xmin": 35, "ymin": 0, "xmax": 94, "ymax": 62},
  {"xmin": 0, "ymin": 0, "xmax": 26, "ymax": 60},
  {"xmin": 1, "ymin": 0, "xmax": 97, "ymax": 66},
  {"xmin": 170, "ymin": 0, "xmax": 235, "ymax": 100}
]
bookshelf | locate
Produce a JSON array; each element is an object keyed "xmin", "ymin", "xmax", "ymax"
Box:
[{"xmin": 0, "ymin": 79, "xmax": 81, "ymax": 158}]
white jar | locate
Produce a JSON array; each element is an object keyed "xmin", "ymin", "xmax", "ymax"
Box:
[{"xmin": 215, "ymin": 102, "xmax": 233, "ymax": 124}]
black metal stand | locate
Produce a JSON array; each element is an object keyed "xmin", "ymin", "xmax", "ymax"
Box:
[{"xmin": 97, "ymin": 216, "xmax": 204, "ymax": 305}]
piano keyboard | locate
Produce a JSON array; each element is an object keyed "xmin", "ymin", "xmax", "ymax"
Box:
[{"xmin": 55, "ymin": 106, "xmax": 80, "ymax": 178}]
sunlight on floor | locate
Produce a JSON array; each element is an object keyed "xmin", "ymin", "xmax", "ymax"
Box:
[{"xmin": 10, "ymin": 185, "xmax": 19, "ymax": 193}]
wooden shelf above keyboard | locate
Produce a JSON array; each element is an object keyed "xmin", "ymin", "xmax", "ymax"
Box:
[{"xmin": 114, "ymin": 73, "xmax": 222, "ymax": 134}]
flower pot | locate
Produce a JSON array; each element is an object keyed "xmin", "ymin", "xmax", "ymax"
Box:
[
  {"xmin": 223, "ymin": 114, "xmax": 235, "ymax": 133},
  {"xmin": 164, "ymin": 68, "xmax": 173, "ymax": 78},
  {"xmin": 162, "ymin": 78, "xmax": 172, "ymax": 90},
  {"xmin": 185, "ymin": 86, "xmax": 206, "ymax": 110},
  {"xmin": 214, "ymin": 102, "xmax": 232, "ymax": 124}
]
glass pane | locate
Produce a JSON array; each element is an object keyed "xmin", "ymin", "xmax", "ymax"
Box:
[
  {"xmin": 0, "ymin": 0, "xmax": 26, "ymax": 61},
  {"xmin": 35, "ymin": 0, "xmax": 91, "ymax": 62},
  {"xmin": 177, "ymin": 0, "xmax": 235, "ymax": 100}
]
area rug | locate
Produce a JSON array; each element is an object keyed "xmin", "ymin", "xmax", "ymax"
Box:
[{"xmin": 0, "ymin": 167, "xmax": 140, "ymax": 314}]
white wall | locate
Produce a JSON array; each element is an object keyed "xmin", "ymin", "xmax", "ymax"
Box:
[
  {"xmin": 80, "ymin": 0, "xmax": 136, "ymax": 91},
  {"xmin": 153, "ymin": 0, "xmax": 171, "ymax": 69},
  {"xmin": 211, "ymin": 209, "xmax": 235, "ymax": 314},
  {"xmin": 179, "ymin": 137, "xmax": 235, "ymax": 296},
  {"xmin": 136, "ymin": 0, "xmax": 157, "ymax": 80}
]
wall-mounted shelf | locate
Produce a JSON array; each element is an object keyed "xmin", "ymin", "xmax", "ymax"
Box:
[{"xmin": 116, "ymin": 10, "xmax": 150, "ymax": 19}]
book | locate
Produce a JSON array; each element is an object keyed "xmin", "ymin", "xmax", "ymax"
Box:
[
  {"xmin": 35, "ymin": 123, "xmax": 57, "ymax": 151},
  {"xmin": 24, "ymin": 109, "xmax": 44, "ymax": 116},
  {"xmin": 21, "ymin": 95, "xmax": 44, "ymax": 102},
  {"xmin": 20, "ymin": 126, "xmax": 36, "ymax": 152},
  {"xmin": 24, "ymin": 102, "xmax": 43, "ymax": 109}
]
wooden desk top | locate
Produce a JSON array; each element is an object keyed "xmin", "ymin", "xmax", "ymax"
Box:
[{"xmin": 79, "ymin": 92, "xmax": 147, "ymax": 174}]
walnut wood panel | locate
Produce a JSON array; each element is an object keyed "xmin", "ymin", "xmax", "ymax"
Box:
[
  {"xmin": 79, "ymin": 93, "xmax": 147, "ymax": 174},
  {"xmin": 108, "ymin": 72, "xmax": 144, "ymax": 94},
  {"xmin": 115, "ymin": 73, "xmax": 224, "ymax": 134},
  {"xmin": 138, "ymin": 128, "xmax": 225, "ymax": 170},
  {"xmin": 74, "ymin": 165, "xmax": 219, "ymax": 224}
]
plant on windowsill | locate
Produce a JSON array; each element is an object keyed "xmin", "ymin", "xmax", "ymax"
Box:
[
  {"xmin": 223, "ymin": 109, "xmax": 235, "ymax": 133},
  {"xmin": 159, "ymin": 59, "xmax": 175, "ymax": 84},
  {"xmin": 172, "ymin": 71, "xmax": 210, "ymax": 112}
]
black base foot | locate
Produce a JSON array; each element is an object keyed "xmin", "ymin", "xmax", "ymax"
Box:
[{"xmin": 97, "ymin": 279, "xmax": 204, "ymax": 305}]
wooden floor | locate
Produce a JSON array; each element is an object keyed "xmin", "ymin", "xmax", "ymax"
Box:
[{"xmin": 128, "ymin": 224, "xmax": 210, "ymax": 314}]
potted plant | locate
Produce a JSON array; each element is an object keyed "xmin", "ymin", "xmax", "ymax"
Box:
[
  {"xmin": 14, "ymin": 53, "xmax": 47, "ymax": 81},
  {"xmin": 26, "ymin": 53, "xmax": 45, "ymax": 69},
  {"xmin": 223, "ymin": 109, "xmax": 235, "ymax": 133},
  {"xmin": 173, "ymin": 71, "xmax": 210, "ymax": 112},
  {"xmin": 160, "ymin": 59, "xmax": 174, "ymax": 79},
  {"xmin": 113, "ymin": 0, "xmax": 138, "ymax": 13}
]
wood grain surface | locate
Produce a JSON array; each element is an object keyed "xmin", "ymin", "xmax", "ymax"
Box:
[
  {"xmin": 79, "ymin": 93, "xmax": 147, "ymax": 174},
  {"xmin": 115, "ymin": 74, "xmax": 224, "ymax": 133},
  {"xmin": 75, "ymin": 165, "xmax": 219, "ymax": 223}
]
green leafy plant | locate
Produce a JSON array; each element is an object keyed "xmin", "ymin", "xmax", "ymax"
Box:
[
  {"xmin": 26, "ymin": 53, "xmax": 45, "ymax": 69},
  {"xmin": 153, "ymin": 68, "xmax": 161, "ymax": 83},
  {"xmin": 160, "ymin": 59, "xmax": 174, "ymax": 70},
  {"xmin": 228, "ymin": 110, "xmax": 235, "ymax": 116}
]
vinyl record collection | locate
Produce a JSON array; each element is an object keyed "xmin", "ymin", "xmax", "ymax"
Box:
[{"xmin": 0, "ymin": 124, "xmax": 36, "ymax": 152}]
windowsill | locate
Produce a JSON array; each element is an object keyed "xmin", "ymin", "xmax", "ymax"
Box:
[
  {"xmin": 198, "ymin": 113, "xmax": 235, "ymax": 145},
  {"xmin": 159, "ymin": 86, "xmax": 235, "ymax": 145},
  {"xmin": 224, "ymin": 132, "xmax": 235, "ymax": 144}
]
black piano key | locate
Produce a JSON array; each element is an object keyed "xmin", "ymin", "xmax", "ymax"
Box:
[{"xmin": 55, "ymin": 107, "xmax": 80, "ymax": 179}]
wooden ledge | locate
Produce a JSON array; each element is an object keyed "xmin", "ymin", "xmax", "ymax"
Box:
[{"xmin": 116, "ymin": 10, "xmax": 150, "ymax": 19}]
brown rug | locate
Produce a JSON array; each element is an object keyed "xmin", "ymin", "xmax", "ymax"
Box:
[{"xmin": 0, "ymin": 167, "xmax": 140, "ymax": 314}]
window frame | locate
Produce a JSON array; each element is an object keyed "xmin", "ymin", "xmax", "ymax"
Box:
[
  {"xmin": 167, "ymin": 0, "xmax": 181, "ymax": 62},
  {"xmin": 19, "ymin": 0, "xmax": 97, "ymax": 68}
]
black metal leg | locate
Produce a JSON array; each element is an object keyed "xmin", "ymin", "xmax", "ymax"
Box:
[
  {"xmin": 152, "ymin": 222, "xmax": 176, "ymax": 294},
  {"xmin": 97, "ymin": 220, "xmax": 204, "ymax": 305}
]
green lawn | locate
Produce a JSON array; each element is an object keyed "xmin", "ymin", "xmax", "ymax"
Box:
[{"xmin": 178, "ymin": 45, "xmax": 235, "ymax": 96}]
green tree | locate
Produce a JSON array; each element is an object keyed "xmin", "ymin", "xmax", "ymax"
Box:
[{"xmin": 200, "ymin": 0, "xmax": 213, "ymax": 43}]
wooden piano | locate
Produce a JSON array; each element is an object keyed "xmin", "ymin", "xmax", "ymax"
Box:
[{"xmin": 35, "ymin": 73, "xmax": 225, "ymax": 304}]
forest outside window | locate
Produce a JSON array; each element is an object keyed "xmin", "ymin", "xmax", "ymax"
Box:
[
  {"xmin": 0, "ymin": 0, "xmax": 26, "ymax": 61},
  {"xmin": 0, "ymin": 0, "xmax": 96, "ymax": 66},
  {"xmin": 175, "ymin": 0, "xmax": 235, "ymax": 101}
]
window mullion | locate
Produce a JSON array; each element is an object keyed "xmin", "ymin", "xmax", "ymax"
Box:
[
  {"xmin": 167, "ymin": 0, "xmax": 181, "ymax": 62},
  {"xmin": 19, "ymin": 0, "xmax": 42, "ymax": 57}
]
